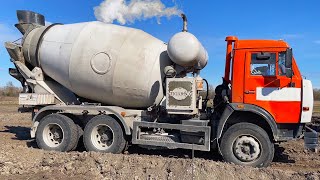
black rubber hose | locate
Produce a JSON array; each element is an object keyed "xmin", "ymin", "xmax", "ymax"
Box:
[{"xmin": 203, "ymin": 78, "xmax": 209, "ymax": 101}]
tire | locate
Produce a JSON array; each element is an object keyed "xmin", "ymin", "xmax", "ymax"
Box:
[
  {"xmin": 71, "ymin": 124, "xmax": 84, "ymax": 151},
  {"xmin": 220, "ymin": 122, "xmax": 274, "ymax": 167},
  {"xmin": 36, "ymin": 113, "xmax": 79, "ymax": 152},
  {"xmin": 83, "ymin": 115, "xmax": 126, "ymax": 153}
]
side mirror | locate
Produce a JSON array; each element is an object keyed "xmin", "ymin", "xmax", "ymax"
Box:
[
  {"xmin": 285, "ymin": 48, "xmax": 292, "ymax": 68},
  {"xmin": 285, "ymin": 48, "xmax": 293, "ymax": 78},
  {"xmin": 285, "ymin": 68, "xmax": 293, "ymax": 78}
]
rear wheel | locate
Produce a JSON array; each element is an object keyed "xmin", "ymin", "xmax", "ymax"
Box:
[
  {"xmin": 71, "ymin": 124, "xmax": 84, "ymax": 151},
  {"xmin": 83, "ymin": 115, "xmax": 126, "ymax": 153},
  {"xmin": 36, "ymin": 114, "xmax": 79, "ymax": 152},
  {"xmin": 220, "ymin": 122, "xmax": 274, "ymax": 167}
]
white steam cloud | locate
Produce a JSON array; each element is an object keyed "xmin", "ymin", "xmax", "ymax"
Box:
[{"xmin": 94, "ymin": 0, "xmax": 182, "ymax": 25}]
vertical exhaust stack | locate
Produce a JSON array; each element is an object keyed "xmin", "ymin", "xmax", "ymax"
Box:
[
  {"xmin": 15, "ymin": 10, "xmax": 45, "ymax": 35},
  {"xmin": 181, "ymin": 14, "xmax": 188, "ymax": 32}
]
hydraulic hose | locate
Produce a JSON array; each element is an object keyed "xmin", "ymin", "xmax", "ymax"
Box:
[{"xmin": 203, "ymin": 78, "xmax": 209, "ymax": 101}]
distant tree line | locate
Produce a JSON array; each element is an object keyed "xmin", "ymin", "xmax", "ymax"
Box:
[
  {"xmin": 199, "ymin": 84, "xmax": 215, "ymax": 99},
  {"xmin": 314, "ymin": 89, "xmax": 320, "ymax": 101},
  {"xmin": 0, "ymin": 82, "xmax": 22, "ymax": 97}
]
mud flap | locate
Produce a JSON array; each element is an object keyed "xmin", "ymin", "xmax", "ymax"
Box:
[
  {"xmin": 304, "ymin": 126, "xmax": 319, "ymax": 152},
  {"xmin": 30, "ymin": 121, "xmax": 39, "ymax": 138}
]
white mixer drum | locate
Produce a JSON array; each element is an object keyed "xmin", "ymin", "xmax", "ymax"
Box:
[{"xmin": 23, "ymin": 21, "xmax": 172, "ymax": 108}]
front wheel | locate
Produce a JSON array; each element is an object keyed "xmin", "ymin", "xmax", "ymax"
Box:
[
  {"xmin": 220, "ymin": 122, "xmax": 274, "ymax": 167},
  {"xmin": 83, "ymin": 115, "xmax": 127, "ymax": 153}
]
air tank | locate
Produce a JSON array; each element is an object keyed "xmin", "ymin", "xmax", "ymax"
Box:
[
  {"xmin": 23, "ymin": 21, "xmax": 172, "ymax": 108},
  {"xmin": 167, "ymin": 14, "xmax": 208, "ymax": 70},
  {"xmin": 167, "ymin": 32, "xmax": 208, "ymax": 69}
]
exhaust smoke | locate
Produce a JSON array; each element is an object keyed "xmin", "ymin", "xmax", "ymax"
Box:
[{"xmin": 94, "ymin": 0, "xmax": 182, "ymax": 25}]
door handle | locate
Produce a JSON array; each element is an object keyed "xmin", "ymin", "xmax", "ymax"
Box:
[{"xmin": 244, "ymin": 90, "xmax": 256, "ymax": 94}]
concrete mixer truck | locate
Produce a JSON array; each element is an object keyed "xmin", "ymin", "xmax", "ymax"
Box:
[{"xmin": 4, "ymin": 10, "xmax": 314, "ymax": 167}]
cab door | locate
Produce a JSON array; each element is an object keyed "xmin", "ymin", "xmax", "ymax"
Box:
[{"xmin": 243, "ymin": 51, "xmax": 301, "ymax": 123}]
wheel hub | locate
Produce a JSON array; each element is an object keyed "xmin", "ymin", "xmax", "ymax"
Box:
[
  {"xmin": 233, "ymin": 135, "xmax": 260, "ymax": 162},
  {"xmin": 100, "ymin": 132, "xmax": 112, "ymax": 143},
  {"xmin": 43, "ymin": 123, "xmax": 64, "ymax": 147},
  {"xmin": 91, "ymin": 125, "xmax": 114, "ymax": 150},
  {"xmin": 53, "ymin": 131, "xmax": 61, "ymax": 139}
]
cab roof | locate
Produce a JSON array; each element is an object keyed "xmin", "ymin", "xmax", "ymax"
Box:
[{"xmin": 235, "ymin": 39, "xmax": 289, "ymax": 49}]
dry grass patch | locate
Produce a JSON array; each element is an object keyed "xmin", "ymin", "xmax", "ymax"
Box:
[{"xmin": 0, "ymin": 96, "xmax": 18, "ymax": 105}]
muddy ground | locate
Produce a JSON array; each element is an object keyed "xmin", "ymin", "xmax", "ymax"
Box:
[{"xmin": 0, "ymin": 97, "xmax": 320, "ymax": 180}]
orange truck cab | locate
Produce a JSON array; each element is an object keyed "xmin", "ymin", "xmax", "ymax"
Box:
[
  {"xmin": 226, "ymin": 36, "xmax": 313, "ymax": 124},
  {"xmin": 213, "ymin": 36, "xmax": 314, "ymax": 167}
]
